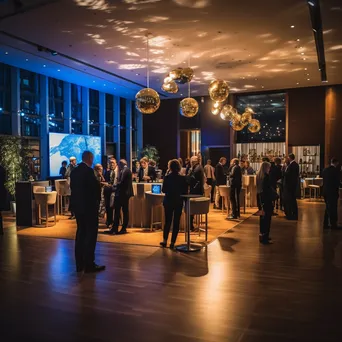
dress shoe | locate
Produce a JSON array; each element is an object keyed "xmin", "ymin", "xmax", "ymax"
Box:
[
  {"xmin": 160, "ymin": 241, "xmax": 167, "ymax": 248},
  {"xmin": 102, "ymin": 229, "xmax": 117, "ymax": 235},
  {"xmin": 117, "ymin": 229, "xmax": 127, "ymax": 235},
  {"xmin": 84, "ymin": 264, "xmax": 106, "ymax": 273},
  {"xmin": 69, "ymin": 216, "xmax": 75, "ymax": 220},
  {"xmin": 213, "ymin": 205, "xmax": 221, "ymax": 210},
  {"xmin": 169, "ymin": 242, "xmax": 175, "ymax": 250},
  {"xmin": 227, "ymin": 215, "xmax": 238, "ymax": 220},
  {"xmin": 260, "ymin": 240, "xmax": 273, "ymax": 245}
]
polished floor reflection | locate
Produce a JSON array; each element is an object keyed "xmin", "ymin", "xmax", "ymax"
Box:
[{"xmin": 1, "ymin": 201, "xmax": 342, "ymax": 342}]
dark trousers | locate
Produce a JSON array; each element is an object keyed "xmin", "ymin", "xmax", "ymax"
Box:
[
  {"xmin": 206, "ymin": 178, "xmax": 215, "ymax": 202},
  {"xmin": 259, "ymin": 209, "xmax": 272, "ymax": 241},
  {"xmin": 113, "ymin": 197, "xmax": 129, "ymax": 231},
  {"xmin": 324, "ymin": 195, "xmax": 338, "ymax": 227},
  {"xmin": 0, "ymin": 211, "xmax": 3, "ymax": 235},
  {"xmin": 75, "ymin": 211, "xmax": 98, "ymax": 268},
  {"xmin": 230, "ymin": 186, "xmax": 241, "ymax": 218},
  {"xmin": 104, "ymin": 187, "xmax": 114, "ymax": 225},
  {"xmin": 285, "ymin": 188, "xmax": 298, "ymax": 219},
  {"xmin": 163, "ymin": 202, "xmax": 183, "ymax": 243}
]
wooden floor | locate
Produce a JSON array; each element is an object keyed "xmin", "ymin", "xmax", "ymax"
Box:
[{"xmin": 1, "ymin": 200, "xmax": 342, "ymax": 342}]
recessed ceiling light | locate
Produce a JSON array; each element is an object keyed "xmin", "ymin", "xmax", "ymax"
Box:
[
  {"xmin": 297, "ymin": 82, "xmax": 300, "ymax": 85},
  {"xmin": 5, "ymin": 52, "xmax": 8, "ymax": 55},
  {"xmin": 180, "ymin": 93, "xmax": 183, "ymax": 96},
  {"xmin": 43, "ymin": 65, "xmax": 46, "ymax": 67},
  {"xmin": 297, "ymin": 38, "xmax": 300, "ymax": 41},
  {"xmin": 307, "ymin": 78, "xmax": 310, "ymax": 81},
  {"xmin": 291, "ymin": 25, "xmax": 295, "ymax": 28},
  {"xmin": 304, "ymin": 68, "xmax": 307, "ymax": 70},
  {"xmin": 136, "ymin": 73, "xmax": 139, "ymax": 76},
  {"xmin": 303, "ymin": 58, "xmax": 306, "ymax": 60},
  {"xmin": 301, "ymin": 52, "xmax": 305, "ymax": 55},
  {"xmin": 57, "ymin": 69, "xmax": 60, "ymax": 72},
  {"xmin": 114, "ymin": 88, "xmax": 116, "ymax": 90},
  {"xmin": 103, "ymin": 84, "xmax": 106, "ymax": 86},
  {"xmin": 93, "ymin": 80, "xmax": 95, "ymax": 83}
]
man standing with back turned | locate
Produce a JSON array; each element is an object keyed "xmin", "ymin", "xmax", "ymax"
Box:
[
  {"xmin": 284, "ymin": 153, "xmax": 299, "ymax": 220},
  {"xmin": 70, "ymin": 151, "xmax": 105, "ymax": 273},
  {"xmin": 323, "ymin": 158, "xmax": 341, "ymax": 230}
]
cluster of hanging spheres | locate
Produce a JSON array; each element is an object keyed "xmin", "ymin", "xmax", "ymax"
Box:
[{"xmin": 135, "ymin": 72, "xmax": 261, "ymax": 133}]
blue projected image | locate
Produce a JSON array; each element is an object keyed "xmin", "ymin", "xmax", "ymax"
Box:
[{"xmin": 49, "ymin": 133, "xmax": 101, "ymax": 177}]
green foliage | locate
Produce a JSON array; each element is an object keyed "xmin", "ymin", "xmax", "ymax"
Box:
[
  {"xmin": 139, "ymin": 145, "xmax": 160, "ymax": 164},
  {"xmin": 0, "ymin": 136, "xmax": 33, "ymax": 197}
]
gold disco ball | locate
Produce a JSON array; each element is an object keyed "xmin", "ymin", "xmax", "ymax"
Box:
[
  {"xmin": 135, "ymin": 88, "xmax": 160, "ymax": 114},
  {"xmin": 220, "ymin": 104, "xmax": 234, "ymax": 121},
  {"xmin": 211, "ymin": 101, "xmax": 222, "ymax": 115},
  {"xmin": 231, "ymin": 112, "xmax": 241, "ymax": 124},
  {"xmin": 180, "ymin": 97, "xmax": 199, "ymax": 118},
  {"xmin": 162, "ymin": 80, "xmax": 178, "ymax": 94},
  {"xmin": 248, "ymin": 119, "xmax": 261, "ymax": 133},
  {"xmin": 208, "ymin": 79, "xmax": 229, "ymax": 102},
  {"xmin": 241, "ymin": 111, "xmax": 253, "ymax": 126},
  {"xmin": 181, "ymin": 67, "xmax": 194, "ymax": 83},
  {"xmin": 231, "ymin": 120, "xmax": 245, "ymax": 131},
  {"xmin": 170, "ymin": 68, "xmax": 184, "ymax": 83},
  {"xmin": 245, "ymin": 107, "xmax": 255, "ymax": 114}
]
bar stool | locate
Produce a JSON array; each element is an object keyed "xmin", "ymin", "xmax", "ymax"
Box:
[
  {"xmin": 54, "ymin": 179, "xmax": 69, "ymax": 215},
  {"xmin": 34, "ymin": 191, "xmax": 58, "ymax": 227},
  {"xmin": 185, "ymin": 197, "xmax": 210, "ymax": 241},
  {"xmin": 309, "ymin": 184, "xmax": 320, "ymax": 201},
  {"xmin": 145, "ymin": 191, "xmax": 164, "ymax": 231},
  {"xmin": 219, "ymin": 186, "xmax": 230, "ymax": 215}
]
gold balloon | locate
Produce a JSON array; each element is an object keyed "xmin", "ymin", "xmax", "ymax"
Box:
[
  {"xmin": 231, "ymin": 120, "xmax": 245, "ymax": 131},
  {"xmin": 241, "ymin": 112, "xmax": 253, "ymax": 126},
  {"xmin": 162, "ymin": 80, "xmax": 178, "ymax": 94},
  {"xmin": 135, "ymin": 88, "xmax": 160, "ymax": 114},
  {"xmin": 245, "ymin": 107, "xmax": 255, "ymax": 114},
  {"xmin": 248, "ymin": 119, "xmax": 261, "ymax": 133},
  {"xmin": 231, "ymin": 112, "xmax": 241, "ymax": 124},
  {"xmin": 181, "ymin": 67, "xmax": 194, "ymax": 83},
  {"xmin": 208, "ymin": 79, "xmax": 229, "ymax": 102},
  {"xmin": 180, "ymin": 97, "xmax": 199, "ymax": 118}
]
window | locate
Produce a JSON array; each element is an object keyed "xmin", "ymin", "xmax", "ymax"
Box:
[
  {"xmin": 23, "ymin": 138, "xmax": 41, "ymax": 179},
  {"xmin": 119, "ymin": 98, "xmax": 126, "ymax": 158},
  {"xmin": 71, "ymin": 84, "xmax": 83, "ymax": 133},
  {"xmin": 48, "ymin": 78, "xmax": 65, "ymax": 131},
  {"xmin": 105, "ymin": 94, "xmax": 114, "ymax": 142},
  {"xmin": 20, "ymin": 69, "xmax": 40, "ymax": 137},
  {"xmin": 0, "ymin": 63, "xmax": 12, "ymax": 134},
  {"xmin": 89, "ymin": 89, "xmax": 99, "ymax": 136},
  {"xmin": 236, "ymin": 92, "xmax": 286, "ymax": 143},
  {"xmin": 131, "ymin": 102, "xmax": 137, "ymax": 159}
]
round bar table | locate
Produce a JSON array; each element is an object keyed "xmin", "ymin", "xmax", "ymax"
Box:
[{"xmin": 176, "ymin": 194, "xmax": 203, "ymax": 253}]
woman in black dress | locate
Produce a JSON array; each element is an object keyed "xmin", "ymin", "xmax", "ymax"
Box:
[
  {"xmin": 256, "ymin": 161, "xmax": 274, "ymax": 244},
  {"xmin": 160, "ymin": 159, "xmax": 188, "ymax": 249}
]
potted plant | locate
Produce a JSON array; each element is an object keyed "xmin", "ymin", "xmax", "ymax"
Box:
[
  {"xmin": 139, "ymin": 145, "xmax": 160, "ymax": 165},
  {"xmin": 0, "ymin": 137, "xmax": 32, "ymax": 215}
]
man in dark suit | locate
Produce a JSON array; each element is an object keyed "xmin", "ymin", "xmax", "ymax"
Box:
[
  {"xmin": 103, "ymin": 158, "xmax": 118, "ymax": 227},
  {"xmin": 104, "ymin": 159, "xmax": 134, "ymax": 235},
  {"xmin": 284, "ymin": 153, "xmax": 300, "ymax": 220},
  {"xmin": 323, "ymin": 158, "xmax": 341, "ymax": 229},
  {"xmin": 187, "ymin": 156, "xmax": 204, "ymax": 230},
  {"xmin": 0, "ymin": 164, "xmax": 7, "ymax": 235},
  {"xmin": 138, "ymin": 157, "xmax": 157, "ymax": 182},
  {"xmin": 228, "ymin": 158, "xmax": 242, "ymax": 219},
  {"xmin": 214, "ymin": 157, "xmax": 227, "ymax": 209},
  {"xmin": 70, "ymin": 151, "xmax": 105, "ymax": 273}
]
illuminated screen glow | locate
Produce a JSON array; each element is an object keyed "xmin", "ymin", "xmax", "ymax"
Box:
[{"xmin": 49, "ymin": 133, "xmax": 101, "ymax": 177}]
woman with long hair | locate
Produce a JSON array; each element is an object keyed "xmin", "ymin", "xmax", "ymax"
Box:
[
  {"xmin": 94, "ymin": 164, "xmax": 107, "ymax": 220},
  {"xmin": 256, "ymin": 161, "xmax": 274, "ymax": 244},
  {"xmin": 160, "ymin": 159, "xmax": 188, "ymax": 249}
]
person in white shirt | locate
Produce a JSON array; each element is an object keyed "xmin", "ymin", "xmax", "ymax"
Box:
[{"xmin": 204, "ymin": 159, "xmax": 216, "ymax": 202}]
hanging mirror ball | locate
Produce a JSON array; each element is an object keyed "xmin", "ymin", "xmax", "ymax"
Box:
[
  {"xmin": 180, "ymin": 97, "xmax": 199, "ymax": 118},
  {"xmin": 135, "ymin": 88, "xmax": 160, "ymax": 114},
  {"xmin": 241, "ymin": 112, "xmax": 253, "ymax": 126},
  {"xmin": 220, "ymin": 104, "xmax": 234, "ymax": 121},
  {"xmin": 181, "ymin": 67, "xmax": 194, "ymax": 83},
  {"xmin": 208, "ymin": 79, "xmax": 229, "ymax": 102},
  {"xmin": 248, "ymin": 119, "xmax": 261, "ymax": 133},
  {"xmin": 162, "ymin": 80, "xmax": 178, "ymax": 94},
  {"xmin": 169, "ymin": 68, "xmax": 184, "ymax": 83}
]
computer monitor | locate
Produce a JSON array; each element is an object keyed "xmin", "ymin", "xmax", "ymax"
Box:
[{"xmin": 151, "ymin": 184, "xmax": 162, "ymax": 194}]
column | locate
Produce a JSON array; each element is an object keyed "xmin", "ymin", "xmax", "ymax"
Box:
[
  {"xmin": 40, "ymin": 75, "xmax": 49, "ymax": 180},
  {"xmin": 99, "ymin": 92, "xmax": 106, "ymax": 157},
  {"xmin": 63, "ymin": 82, "xmax": 71, "ymax": 133},
  {"xmin": 136, "ymin": 105, "xmax": 143, "ymax": 153},
  {"xmin": 125, "ymin": 99, "xmax": 132, "ymax": 168},
  {"xmin": 82, "ymin": 87, "xmax": 89, "ymax": 135},
  {"xmin": 325, "ymin": 85, "xmax": 342, "ymax": 165},
  {"xmin": 11, "ymin": 67, "xmax": 20, "ymax": 136},
  {"xmin": 113, "ymin": 96, "xmax": 120, "ymax": 160}
]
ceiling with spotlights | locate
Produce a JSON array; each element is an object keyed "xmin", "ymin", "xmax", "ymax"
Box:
[{"xmin": 0, "ymin": 0, "xmax": 341, "ymax": 99}]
